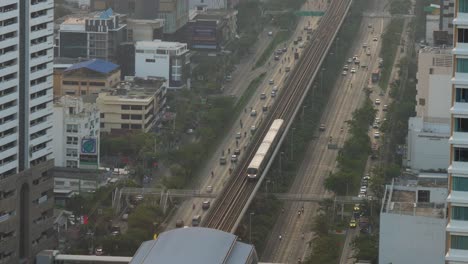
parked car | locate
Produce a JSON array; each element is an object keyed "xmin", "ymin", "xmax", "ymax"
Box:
[{"xmin": 202, "ymin": 200, "xmax": 210, "ymax": 210}]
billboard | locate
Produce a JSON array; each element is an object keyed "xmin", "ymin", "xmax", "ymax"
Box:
[{"xmin": 81, "ymin": 137, "xmax": 97, "ymax": 155}]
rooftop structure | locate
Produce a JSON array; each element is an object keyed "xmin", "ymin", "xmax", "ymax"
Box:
[
  {"xmin": 379, "ymin": 175, "xmax": 447, "ymax": 264},
  {"xmin": 130, "ymin": 227, "xmax": 258, "ymax": 264}
]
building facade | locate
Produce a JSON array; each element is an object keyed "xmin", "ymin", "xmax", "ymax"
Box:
[
  {"xmin": 57, "ymin": 9, "xmax": 127, "ymax": 62},
  {"xmin": 97, "ymin": 78, "xmax": 167, "ymax": 133},
  {"xmin": 447, "ymin": 1, "xmax": 468, "ymax": 262},
  {"xmin": 56, "ymin": 59, "xmax": 120, "ymax": 97},
  {"xmin": 53, "ymin": 96, "xmax": 100, "ymax": 169},
  {"xmin": 0, "ymin": 0, "xmax": 56, "ymax": 262},
  {"xmin": 135, "ymin": 40, "xmax": 190, "ymax": 89},
  {"xmin": 406, "ymin": 47, "xmax": 451, "ymax": 171},
  {"xmin": 441, "ymin": 0, "xmax": 455, "ymax": 44}
]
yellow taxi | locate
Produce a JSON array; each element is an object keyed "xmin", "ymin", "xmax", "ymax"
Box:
[
  {"xmin": 353, "ymin": 204, "xmax": 360, "ymax": 212},
  {"xmin": 349, "ymin": 219, "xmax": 357, "ymax": 228}
]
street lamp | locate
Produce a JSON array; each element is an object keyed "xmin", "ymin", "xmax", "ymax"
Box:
[
  {"xmin": 301, "ymin": 105, "xmax": 307, "ymax": 127},
  {"xmin": 249, "ymin": 212, "xmax": 255, "ymax": 243}
]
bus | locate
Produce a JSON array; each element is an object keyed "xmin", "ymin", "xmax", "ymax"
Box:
[{"xmin": 371, "ymin": 69, "xmax": 380, "ymax": 83}]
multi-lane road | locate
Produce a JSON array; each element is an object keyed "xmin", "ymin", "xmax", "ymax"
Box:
[
  {"xmin": 260, "ymin": 0, "xmax": 389, "ymax": 262},
  {"xmin": 165, "ymin": 0, "xmax": 325, "ymax": 230}
]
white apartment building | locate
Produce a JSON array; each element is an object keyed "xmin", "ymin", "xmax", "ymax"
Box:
[
  {"xmin": 135, "ymin": 40, "xmax": 190, "ymax": 89},
  {"xmin": 0, "ymin": 0, "xmax": 56, "ymax": 262},
  {"xmin": 53, "ymin": 96, "xmax": 100, "ymax": 169},
  {"xmin": 406, "ymin": 47, "xmax": 451, "ymax": 171},
  {"xmin": 447, "ymin": 1, "xmax": 468, "ymax": 261}
]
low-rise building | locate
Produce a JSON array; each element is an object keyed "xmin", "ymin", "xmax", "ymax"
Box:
[
  {"xmin": 97, "ymin": 78, "xmax": 167, "ymax": 133},
  {"xmin": 51, "ymin": 167, "xmax": 111, "ymax": 200},
  {"xmin": 53, "ymin": 96, "xmax": 100, "ymax": 169},
  {"xmin": 187, "ymin": 9, "xmax": 238, "ymax": 50},
  {"xmin": 56, "ymin": 59, "xmax": 121, "ymax": 97},
  {"xmin": 379, "ymin": 174, "xmax": 447, "ymax": 264},
  {"xmin": 127, "ymin": 18, "xmax": 165, "ymax": 42},
  {"xmin": 135, "ymin": 40, "xmax": 190, "ymax": 89}
]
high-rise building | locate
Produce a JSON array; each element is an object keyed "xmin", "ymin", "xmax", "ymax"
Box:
[
  {"xmin": 440, "ymin": 0, "xmax": 455, "ymax": 44},
  {"xmin": 447, "ymin": 0, "xmax": 468, "ymax": 262},
  {"xmin": 0, "ymin": 0, "xmax": 55, "ymax": 262}
]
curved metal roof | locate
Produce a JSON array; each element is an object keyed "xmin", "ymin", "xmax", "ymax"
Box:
[
  {"xmin": 65, "ymin": 59, "xmax": 119, "ymax": 74},
  {"xmin": 130, "ymin": 227, "xmax": 255, "ymax": 264}
]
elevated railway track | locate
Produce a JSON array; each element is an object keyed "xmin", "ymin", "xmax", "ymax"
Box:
[{"xmin": 201, "ymin": 0, "xmax": 352, "ymax": 233}]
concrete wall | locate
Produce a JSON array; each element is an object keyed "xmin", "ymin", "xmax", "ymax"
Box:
[
  {"xmin": 406, "ymin": 117, "xmax": 450, "ymax": 170},
  {"xmin": 379, "ymin": 213, "xmax": 446, "ymax": 264},
  {"xmin": 428, "ymin": 74, "xmax": 451, "ymax": 119},
  {"xmin": 135, "ymin": 52, "xmax": 170, "ymax": 81}
]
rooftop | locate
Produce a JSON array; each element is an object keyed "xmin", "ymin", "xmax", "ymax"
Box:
[
  {"xmin": 65, "ymin": 59, "xmax": 119, "ymax": 74},
  {"xmin": 193, "ymin": 9, "xmax": 238, "ymax": 20},
  {"xmin": 381, "ymin": 176, "xmax": 447, "ymax": 218},
  {"xmin": 136, "ymin": 40, "xmax": 188, "ymax": 51},
  {"xmin": 98, "ymin": 78, "xmax": 166, "ymax": 101},
  {"xmin": 130, "ymin": 227, "xmax": 256, "ymax": 264}
]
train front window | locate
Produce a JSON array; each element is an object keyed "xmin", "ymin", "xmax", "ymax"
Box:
[{"xmin": 247, "ymin": 168, "xmax": 258, "ymax": 175}]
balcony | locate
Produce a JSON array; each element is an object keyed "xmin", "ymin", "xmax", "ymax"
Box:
[
  {"xmin": 0, "ymin": 158, "xmax": 17, "ymax": 175},
  {"xmin": 30, "ymin": 0, "xmax": 53, "ymax": 13},
  {"xmin": 30, "ymin": 146, "xmax": 52, "ymax": 162},
  {"xmin": 29, "ymin": 107, "xmax": 52, "ymax": 123},
  {"xmin": 455, "ymin": 12, "xmax": 468, "ymax": 26},
  {"xmin": 29, "ymin": 119, "xmax": 53, "ymax": 134},
  {"xmin": 448, "ymin": 190, "xmax": 468, "ymax": 203},
  {"xmin": 29, "ymin": 67, "xmax": 52, "ymax": 82},
  {"xmin": 447, "ymin": 219, "xmax": 468, "ymax": 233},
  {"xmin": 0, "ymin": 63, "xmax": 17, "ymax": 78},
  {"xmin": 30, "ymin": 79, "xmax": 52, "ymax": 95},
  {"xmin": 455, "ymin": 43, "xmax": 468, "ymax": 56},
  {"xmin": 30, "ymin": 49, "xmax": 53, "ymax": 67},
  {"xmin": 29, "ymin": 132, "xmax": 52, "ymax": 147},
  {"xmin": 449, "ymin": 162, "xmax": 468, "ymax": 175},
  {"xmin": 30, "ymin": 91, "xmax": 52, "ymax": 107},
  {"xmin": 0, "ymin": 22, "xmax": 17, "ymax": 37},
  {"xmin": 451, "ymin": 132, "xmax": 468, "ymax": 145},
  {"xmin": 0, "ymin": 146, "xmax": 17, "ymax": 161},
  {"xmin": 30, "ymin": 12, "xmax": 53, "ymax": 27},
  {"xmin": 0, "ymin": 37, "xmax": 17, "ymax": 52},
  {"xmin": 446, "ymin": 248, "xmax": 468, "ymax": 262},
  {"xmin": 453, "ymin": 72, "xmax": 468, "ymax": 86},
  {"xmin": 30, "ymin": 25, "xmax": 53, "ymax": 41},
  {"xmin": 30, "ymin": 39, "xmax": 53, "ymax": 54},
  {"xmin": 0, "ymin": 49, "xmax": 18, "ymax": 64}
]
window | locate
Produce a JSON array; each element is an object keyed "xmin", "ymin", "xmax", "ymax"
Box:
[
  {"xmin": 66, "ymin": 124, "xmax": 78, "ymax": 133},
  {"xmin": 66, "ymin": 160, "xmax": 78, "ymax": 168},
  {"xmin": 121, "ymin": 114, "xmax": 129, "ymax": 119},
  {"xmin": 417, "ymin": 190, "xmax": 429, "ymax": 202},
  {"xmin": 131, "ymin": 114, "xmax": 142, "ymax": 120},
  {"xmin": 121, "ymin": 105, "xmax": 130, "ymax": 110},
  {"xmin": 81, "ymin": 90, "xmax": 86, "ymax": 95},
  {"xmin": 452, "ymin": 235, "xmax": 468, "ymax": 249},
  {"xmin": 100, "ymin": 113, "xmax": 105, "ymax": 118},
  {"xmin": 456, "ymin": 88, "xmax": 468, "ymax": 103},
  {"xmin": 452, "ymin": 206, "xmax": 468, "ymax": 220},
  {"xmin": 459, "ymin": 28, "xmax": 468, "ymax": 43},
  {"xmin": 66, "ymin": 136, "xmax": 78, "ymax": 145},
  {"xmin": 453, "ymin": 176, "xmax": 468, "ymax": 191},
  {"xmin": 454, "ymin": 147, "xmax": 468, "ymax": 162},
  {"xmin": 121, "ymin": 124, "xmax": 129, "ymax": 129},
  {"xmin": 419, "ymin": 98, "xmax": 425, "ymax": 106},
  {"xmin": 66, "ymin": 148, "xmax": 78, "ymax": 157},
  {"xmin": 455, "ymin": 118, "xmax": 468, "ymax": 132},
  {"xmin": 63, "ymin": 81, "xmax": 79, "ymax": 85},
  {"xmin": 131, "ymin": 105, "xmax": 143, "ymax": 110},
  {"xmin": 145, "ymin": 59, "xmax": 155, "ymax": 63},
  {"xmin": 460, "ymin": 0, "xmax": 468, "ymax": 13},
  {"xmin": 131, "ymin": 124, "xmax": 142, "ymax": 129},
  {"xmin": 100, "ymin": 123, "xmax": 104, "ymax": 128},
  {"xmin": 89, "ymin": 82, "xmax": 105, "ymax": 86},
  {"xmin": 457, "ymin": 58, "xmax": 468, "ymax": 73}
]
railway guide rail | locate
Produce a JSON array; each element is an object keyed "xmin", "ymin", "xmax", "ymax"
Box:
[{"xmin": 202, "ymin": 0, "xmax": 353, "ymax": 232}]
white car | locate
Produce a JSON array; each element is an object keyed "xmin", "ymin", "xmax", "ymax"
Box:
[
  {"xmin": 206, "ymin": 185, "xmax": 213, "ymax": 193},
  {"xmin": 362, "ymin": 43, "xmax": 368, "ymax": 48},
  {"xmin": 342, "ymin": 71, "xmax": 347, "ymax": 76},
  {"xmin": 374, "ymin": 131, "xmax": 380, "ymax": 138},
  {"xmin": 271, "ymin": 91, "xmax": 276, "ymax": 97},
  {"xmin": 350, "ymin": 68, "xmax": 356, "ymax": 73},
  {"xmin": 269, "ymin": 79, "xmax": 274, "ymax": 85},
  {"xmin": 250, "ymin": 110, "xmax": 257, "ymax": 117},
  {"xmin": 347, "ymin": 58, "xmax": 353, "ymax": 63},
  {"xmin": 268, "ymin": 31, "xmax": 273, "ymax": 36},
  {"xmin": 272, "ymin": 85, "xmax": 279, "ymax": 92},
  {"xmin": 375, "ymin": 98, "xmax": 381, "ymax": 105},
  {"xmin": 236, "ymin": 132, "xmax": 241, "ymax": 139},
  {"xmin": 366, "ymin": 49, "xmax": 371, "ymax": 56},
  {"xmin": 358, "ymin": 194, "xmax": 366, "ymax": 198}
]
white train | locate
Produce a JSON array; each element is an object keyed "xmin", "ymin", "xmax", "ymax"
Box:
[{"xmin": 247, "ymin": 119, "xmax": 284, "ymax": 180}]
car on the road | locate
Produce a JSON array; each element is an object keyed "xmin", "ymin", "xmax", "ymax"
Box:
[
  {"xmin": 268, "ymin": 31, "xmax": 273, "ymax": 36},
  {"xmin": 342, "ymin": 70, "xmax": 347, "ymax": 76},
  {"xmin": 354, "ymin": 59, "xmax": 360, "ymax": 65},
  {"xmin": 225, "ymin": 75, "xmax": 232, "ymax": 82},
  {"xmin": 363, "ymin": 174, "xmax": 371, "ymax": 181},
  {"xmin": 250, "ymin": 110, "xmax": 257, "ymax": 117},
  {"xmin": 276, "ymin": 49, "xmax": 283, "ymax": 55},
  {"xmin": 260, "ymin": 93, "xmax": 267, "ymax": 100},
  {"xmin": 95, "ymin": 247, "xmax": 103, "ymax": 256},
  {"xmin": 176, "ymin": 219, "xmax": 184, "ymax": 228},
  {"xmin": 349, "ymin": 219, "xmax": 357, "ymax": 228},
  {"xmin": 353, "ymin": 55, "xmax": 358, "ymax": 61},
  {"xmin": 121, "ymin": 213, "xmax": 129, "ymax": 221},
  {"xmin": 373, "ymin": 131, "xmax": 380, "ymax": 138},
  {"xmin": 262, "ymin": 105, "xmax": 268, "ymax": 112},
  {"xmin": 319, "ymin": 124, "xmax": 326, "ymax": 131},
  {"xmin": 285, "ymin": 66, "xmax": 291, "ymax": 72},
  {"xmin": 272, "ymin": 85, "xmax": 279, "ymax": 92},
  {"xmin": 250, "ymin": 125, "xmax": 256, "ymax": 134},
  {"xmin": 282, "ymin": 47, "xmax": 287, "ymax": 52},
  {"xmin": 192, "ymin": 215, "xmax": 201, "ymax": 226},
  {"xmin": 366, "ymin": 49, "xmax": 371, "ymax": 56},
  {"xmin": 358, "ymin": 193, "xmax": 366, "ymax": 198},
  {"xmin": 206, "ymin": 185, "xmax": 213, "ymax": 193},
  {"xmin": 343, "ymin": 65, "xmax": 349, "ymax": 71},
  {"xmin": 297, "ymin": 36, "xmax": 303, "ymax": 41},
  {"xmin": 269, "ymin": 79, "xmax": 274, "ymax": 85},
  {"xmin": 234, "ymin": 148, "xmax": 241, "ymax": 155},
  {"xmin": 360, "ymin": 186, "xmax": 367, "ymax": 192},
  {"xmin": 375, "ymin": 98, "xmax": 381, "ymax": 105},
  {"xmin": 274, "ymin": 55, "xmax": 280, "ymax": 61},
  {"xmin": 368, "ymin": 23, "xmax": 372, "ymax": 28},
  {"xmin": 219, "ymin": 156, "xmax": 226, "ymax": 165},
  {"xmin": 383, "ymin": 104, "xmax": 388, "ymax": 111},
  {"xmin": 373, "ymin": 36, "xmax": 378, "ymax": 41},
  {"xmin": 231, "ymin": 154, "xmax": 238, "ymax": 162},
  {"xmin": 353, "ymin": 204, "xmax": 360, "ymax": 212},
  {"xmin": 271, "ymin": 91, "xmax": 276, "ymax": 97},
  {"xmin": 347, "ymin": 58, "xmax": 353, "ymax": 63},
  {"xmin": 236, "ymin": 132, "xmax": 241, "ymax": 139},
  {"xmin": 350, "ymin": 67, "xmax": 356, "ymax": 73},
  {"xmin": 374, "ymin": 117, "xmax": 380, "ymax": 124},
  {"xmin": 372, "ymin": 123, "xmax": 379, "ymax": 129},
  {"xmin": 202, "ymin": 200, "xmax": 211, "ymax": 210},
  {"xmin": 362, "ymin": 43, "xmax": 368, "ymax": 48}
]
